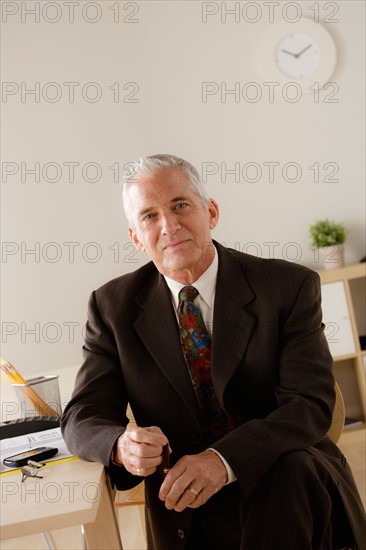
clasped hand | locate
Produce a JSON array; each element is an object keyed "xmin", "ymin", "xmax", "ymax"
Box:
[{"xmin": 114, "ymin": 423, "xmax": 227, "ymax": 512}]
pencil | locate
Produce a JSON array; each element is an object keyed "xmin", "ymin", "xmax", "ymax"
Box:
[
  {"xmin": 162, "ymin": 443, "xmax": 170, "ymax": 477},
  {"xmin": 0, "ymin": 357, "xmax": 58, "ymax": 416}
]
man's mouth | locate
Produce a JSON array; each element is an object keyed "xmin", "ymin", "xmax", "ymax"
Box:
[{"xmin": 164, "ymin": 239, "xmax": 190, "ymax": 250}]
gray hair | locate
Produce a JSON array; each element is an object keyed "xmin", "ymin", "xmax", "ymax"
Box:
[{"xmin": 123, "ymin": 154, "xmax": 209, "ymax": 227}]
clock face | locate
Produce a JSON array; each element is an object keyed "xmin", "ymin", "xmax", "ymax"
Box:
[
  {"xmin": 275, "ymin": 34, "xmax": 320, "ymax": 79},
  {"xmin": 258, "ymin": 18, "xmax": 337, "ymax": 90}
]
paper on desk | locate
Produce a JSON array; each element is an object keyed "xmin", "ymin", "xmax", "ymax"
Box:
[{"xmin": 0, "ymin": 427, "xmax": 73, "ymax": 472}]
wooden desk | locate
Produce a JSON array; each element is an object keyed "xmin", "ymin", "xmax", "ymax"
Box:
[{"xmin": 0, "ymin": 458, "xmax": 123, "ymax": 549}]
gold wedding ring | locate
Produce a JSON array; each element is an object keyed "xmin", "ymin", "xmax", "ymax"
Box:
[{"xmin": 188, "ymin": 486, "xmax": 199, "ymax": 497}]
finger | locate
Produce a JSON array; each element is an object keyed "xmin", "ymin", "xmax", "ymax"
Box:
[
  {"xmin": 187, "ymin": 488, "xmax": 208, "ymax": 509},
  {"xmin": 126, "ymin": 424, "xmax": 166, "ymax": 437},
  {"xmin": 159, "ymin": 459, "xmax": 187, "ymax": 500},
  {"xmin": 126, "ymin": 437, "xmax": 168, "ymax": 472},
  {"xmin": 122, "ymin": 436, "xmax": 168, "ymax": 476},
  {"xmin": 161, "ymin": 470, "xmax": 198, "ymax": 510},
  {"xmin": 159, "ymin": 452, "xmax": 226, "ymax": 510},
  {"xmin": 129, "ymin": 453, "xmax": 163, "ymax": 472},
  {"xmin": 173, "ymin": 491, "xmax": 196, "ymax": 513},
  {"xmin": 129, "ymin": 440, "xmax": 165, "ymax": 459},
  {"xmin": 123, "ymin": 439, "xmax": 163, "ymax": 471},
  {"xmin": 127, "ymin": 425, "xmax": 168, "ymax": 446},
  {"xmin": 166, "ymin": 482, "xmax": 204, "ymax": 512},
  {"xmin": 134, "ymin": 465, "xmax": 157, "ymax": 477},
  {"xmin": 123, "ymin": 454, "xmax": 159, "ymax": 477}
]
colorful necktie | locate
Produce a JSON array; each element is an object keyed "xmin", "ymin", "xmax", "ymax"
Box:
[{"xmin": 177, "ymin": 286, "xmax": 234, "ymax": 441}]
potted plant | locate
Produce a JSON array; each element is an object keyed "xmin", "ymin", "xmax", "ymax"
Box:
[{"xmin": 309, "ymin": 219, "xmax": 347, "ymax": 269}]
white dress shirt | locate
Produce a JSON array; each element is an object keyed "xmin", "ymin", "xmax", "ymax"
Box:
[{"xmin": 164, "ymin": 249, "xmax": 236, "ymax": 484}]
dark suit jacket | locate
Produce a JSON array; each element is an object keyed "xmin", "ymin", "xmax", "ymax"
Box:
[{"xmin": 61, "ymin": 242, "xmax": 365, "ymax": 549}]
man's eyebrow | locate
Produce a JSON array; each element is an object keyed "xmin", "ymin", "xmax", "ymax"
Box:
[
  {"xmin": 170, "ymin": 196, "xmax": 189, "ymax": 203},
  {"xmin": 138, "ymin": 206, "xmax": 154, "ymax": 218},
  {"xmin": 137, "ymin": 197, "xmax": 189, "ymax": 218}
]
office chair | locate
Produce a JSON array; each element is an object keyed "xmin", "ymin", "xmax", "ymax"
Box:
[{"xmin": 327, "ymin": 382, "xmax": 346, "ymax": 444}]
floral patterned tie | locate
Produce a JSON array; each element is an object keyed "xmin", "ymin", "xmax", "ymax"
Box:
[{"xmin": 177, "ymin": 286, "xmax": 235, "ymax": 442}]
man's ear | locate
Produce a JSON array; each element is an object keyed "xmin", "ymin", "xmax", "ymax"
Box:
[
  {"xmin": 208, "ymin": 199, "xmax": 219, "ymax": 230},
  {"xmin": 128, "ymin": 227, "xmax": 144, "ymax": 251}
]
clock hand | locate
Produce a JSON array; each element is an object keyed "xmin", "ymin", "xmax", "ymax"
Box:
[
  {"xmin": 295, "ymin": 44, "xmax": 312, "ymax": 58},
  {"xmin": 281, "ymin": 49, "xmax": 297, "ymax": 57}
]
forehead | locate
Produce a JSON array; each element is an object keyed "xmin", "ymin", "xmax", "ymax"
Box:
[{"xmin": 127, "ymin": 167, "xmax": 197, "ymax": 206}]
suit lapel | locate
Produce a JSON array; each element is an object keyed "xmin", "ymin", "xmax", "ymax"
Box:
[
  {"xmin": 133, "ymin": 273, "xmax": 200, "ymax": 418},
  {"xmin": 132, "ymin": 244, "xmax": 257, "ymax": 417},
  {"xmin": 211, "ymin": 243, "xmax": 257, "ymax": 406}
]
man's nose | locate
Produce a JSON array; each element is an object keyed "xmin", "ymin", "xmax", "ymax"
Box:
[{"xmin": 161, "ymin": 212, "xmax": 181, "ymax": 235}]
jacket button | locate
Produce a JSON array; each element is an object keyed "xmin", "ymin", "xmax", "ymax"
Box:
[
  {"xmin": 191, "ymin": 435, "xmax": 199, "ymax": 444},
  {"xmin": 177, "ymin": 529, "xmax": 185, "ymax": 539}
]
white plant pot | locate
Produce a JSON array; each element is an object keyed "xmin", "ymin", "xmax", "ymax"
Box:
[{"xmin": 318, "ymin": 244, "xmax": 345, "ymax": 270}]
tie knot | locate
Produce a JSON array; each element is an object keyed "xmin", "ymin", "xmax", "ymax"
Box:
[{"xmin": 179, "ymin": 286, "xmax": 199, "ymax": 302}]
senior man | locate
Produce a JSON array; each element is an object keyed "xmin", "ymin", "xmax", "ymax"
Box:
[{"xmin": 62, "ymin": 154, "xmax": 366, "ymax": 550}]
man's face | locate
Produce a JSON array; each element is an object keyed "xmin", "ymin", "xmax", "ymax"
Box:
[{"xmin": 127, "ymin": 167, "xmax": 219, "ymax": 283}]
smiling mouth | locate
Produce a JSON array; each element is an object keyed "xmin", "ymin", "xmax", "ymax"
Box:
[{"xmin": 164, "ymin": 240, "xmax": 190, "ymax": 250}]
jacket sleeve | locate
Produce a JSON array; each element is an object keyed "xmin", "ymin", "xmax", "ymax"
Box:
[
  {"xmin": 212, "ymin": 270, "xmax": 336, "ymax": 500},
  {"xmin": 61, "ymin": 290, "xmax": 139, "ymax": 489}
]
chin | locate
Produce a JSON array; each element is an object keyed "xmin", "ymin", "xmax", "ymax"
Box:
[{"xmin": 167, "ymin": 252, "xmax": 204, "ymax": 272}]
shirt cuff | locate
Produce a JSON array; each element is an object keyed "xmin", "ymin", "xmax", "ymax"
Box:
[
  {"xmin": 208, "ymin": 448, "xmax": 237, "ymax": 484},
  {"xmin": 111, "ymin": 437, "xmax": 124, "ymax": 466}
]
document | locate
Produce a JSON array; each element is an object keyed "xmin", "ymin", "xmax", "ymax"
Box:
[{"xmin": 0, "ymin": 427, "xmax": 72, "ymax": 472}]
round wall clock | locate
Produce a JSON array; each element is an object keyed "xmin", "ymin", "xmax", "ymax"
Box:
[
  {"xmin": 258, "ymin": 18, "xmax": 337, "ymax": 89},
  {"xmin": 276, "ymin": 33, "xmax": 320, "ymax": 78}
]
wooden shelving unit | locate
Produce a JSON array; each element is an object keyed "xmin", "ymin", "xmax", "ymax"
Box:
[{"xmin": 317, "ymin": 263, "xmax": 366, "ymax": 432}]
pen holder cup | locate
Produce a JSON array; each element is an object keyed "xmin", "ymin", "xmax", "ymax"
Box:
[{"xmin": 12, "ymin": 375, "xmax": 62, "ymax": 418}]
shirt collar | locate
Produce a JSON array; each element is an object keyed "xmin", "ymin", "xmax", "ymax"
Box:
[{"xmin": 164, "ymin": 248, "xmax": 218, "ymax": 310}]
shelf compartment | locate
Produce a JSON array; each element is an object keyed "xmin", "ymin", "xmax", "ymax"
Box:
[{"xmin": 333, "ymin": 359, "xmax": 365, "ymax": 424}]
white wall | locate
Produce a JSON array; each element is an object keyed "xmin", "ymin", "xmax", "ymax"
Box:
[{"xmin": 1, "ymin": 1, "xmax": 365, "ymax": 378}]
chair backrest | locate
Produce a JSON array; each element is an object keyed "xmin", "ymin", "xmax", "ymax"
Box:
[{"xmin": 327, "ymin": 382, "xmax": 345, "ymax": 444}]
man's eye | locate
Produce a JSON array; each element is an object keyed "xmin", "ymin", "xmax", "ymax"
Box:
[
  {"xmin": 175, "ymin": 203, "xmax": 188, "ymax": 210},
  {"xmin": 143, "ymin": 213, "xmax": 155, "ymax": 222}
]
